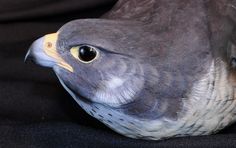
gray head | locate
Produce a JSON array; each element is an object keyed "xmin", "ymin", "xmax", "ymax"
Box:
[{"xmin": 25, "ymin": 16, "xmax": 214, "ymax": 121}]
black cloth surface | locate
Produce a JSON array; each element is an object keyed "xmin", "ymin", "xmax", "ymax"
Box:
[{"xmin": 0, "ymin": 0, "xmax": 236, "ymax": 147}]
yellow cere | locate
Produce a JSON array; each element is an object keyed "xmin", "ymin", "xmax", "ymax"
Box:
[{"xmin": 43, "ymin": 32, "xmax": 74, "ymax": 72}]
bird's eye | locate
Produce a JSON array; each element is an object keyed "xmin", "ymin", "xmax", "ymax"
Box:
[{"xmin": 70, "ymin": 45, "xmax": 98, "ymax": 63}]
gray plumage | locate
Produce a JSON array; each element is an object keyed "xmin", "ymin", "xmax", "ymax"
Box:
[{"xmin": 25, "ymin": 0, "xmax": 236, "ymax": 140}]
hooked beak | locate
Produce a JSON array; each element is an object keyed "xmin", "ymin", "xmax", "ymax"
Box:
[{"xmin": 24, "ymin": 33, "xmax": 73, "ymax": 72}]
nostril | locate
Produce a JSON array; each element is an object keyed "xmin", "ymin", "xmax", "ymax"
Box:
[{"xmin": 46, "ymin": 42, "xmax": 52, "ymax": 48}]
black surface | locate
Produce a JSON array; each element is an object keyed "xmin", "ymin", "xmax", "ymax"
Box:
[{"xmin": 0, "ymin": 0, "xmax": 236, "ymax": 147}]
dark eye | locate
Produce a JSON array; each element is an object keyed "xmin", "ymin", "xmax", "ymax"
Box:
[
  {"xmin": 79, "ymin": 46, "xmax": 97, "ymax": 62},
  {"xmin": 70, "ymin": 45, "xmax": 98, "ymax": 63}
]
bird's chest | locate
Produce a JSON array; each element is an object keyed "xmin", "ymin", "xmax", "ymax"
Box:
[
  {"xmin": 177, "ymin": 59, "xmax": 236, "ymax": 136},
  {"xmin": 74, "ymin": 60, "xmax": 236, "ymax": 140},
  {"xmin": 75, "ymin": 98, "xmax": 148, "ymax": 138}
]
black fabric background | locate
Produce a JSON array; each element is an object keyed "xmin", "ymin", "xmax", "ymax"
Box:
[{"xmin": 0, "ymin": 0, "xmax": 236, "ymax": 147}]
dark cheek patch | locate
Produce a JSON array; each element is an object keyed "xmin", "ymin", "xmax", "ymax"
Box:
[
  {"xmin": 118, "ymin": 83, "xmax": 184, "ymax": 120},
  {"xmin": 119, "ymin": 96, "xmax": 183, "ymax": 120},
  {"xmin": 116, "ymin": 54, "xmax": 211, "ymax": 121}
]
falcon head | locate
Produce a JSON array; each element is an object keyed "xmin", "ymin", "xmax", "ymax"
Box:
[
  {"xmin": 25, "ymin": 19, "xmax": 213, "ymax": 120},
  {"xmin": 25, "ymin": 20, "xmax": 151, "ymax": 107}
]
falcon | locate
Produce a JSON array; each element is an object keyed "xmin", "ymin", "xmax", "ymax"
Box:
[{"xmin": 25, "ymin": 0, "xmax": 236, "ymax": 140}]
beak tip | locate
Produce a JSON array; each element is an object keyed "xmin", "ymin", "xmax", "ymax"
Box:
[
  {"xmin": 24, "ymin": 50, "xmax": 30, "ymax": 63},
  {"xmin": 24, "ymin": 49, "xmax": 35, "ymax": 64}
]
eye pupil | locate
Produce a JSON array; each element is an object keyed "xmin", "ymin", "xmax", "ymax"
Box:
[{"xmin": 79, "ymin": 46, "xmax": 97, "ymax": 62}]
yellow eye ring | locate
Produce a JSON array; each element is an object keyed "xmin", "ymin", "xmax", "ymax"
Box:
[{"xmin": 70, "ymin": 45, "xmax": 99, "ymax": 63}]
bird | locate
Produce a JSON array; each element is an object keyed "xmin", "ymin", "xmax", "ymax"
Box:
[{"xmin": 25, "ymin": 0, "xmax": 236, "ymax": 140}]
